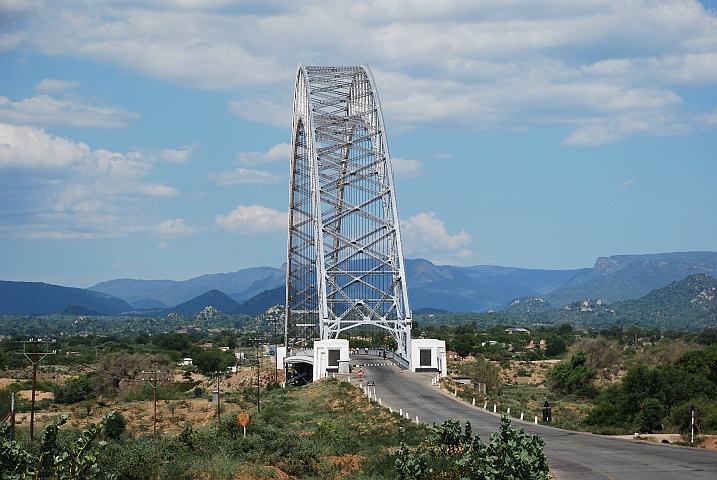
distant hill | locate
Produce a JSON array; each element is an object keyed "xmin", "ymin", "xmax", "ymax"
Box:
[
  {"xmin": 502, "ymin": 297, "xmax": 554, "ymax": 316},
  {"xmin": 58, "ymin": 303, "xmax": 104, "ymax": 316},
  {"xmin": 164, "ymin": 290, "xmax": 240, "ymax": 315},
  {"xmin": 129, "ymin": 297, "xmax": 168, "ymax": 309},
  {"xmin": 609, "ymin": 273, "xmax": 717, "ymax": 330},
  {"xmin": 8, "ymin": 251, "xmax": 717, "ymax": 316},
  {"xmin": 87, "ymin": 259, "xmax": 581, "ymax": 312},
  {"xmin": 232, "ymin": 287, "xmax": 284, "ymax": 315},
  {"xmin": 502, "ymin": 274, "xmax": 717, "ymax": 331},
  {"xmin": 544, "ymin": 252, "xmax": 717, "ymax": 307},
  {"xmin": 89, "ymin": 266, "xmax": 285, "ymax": 307},
  {"xmin": 404, "ymin": 259, "xmax": 581, "ymax": 312},
  {"xmin": 0, "ymin": 281, "xmax": 132, "ymax": 315}
]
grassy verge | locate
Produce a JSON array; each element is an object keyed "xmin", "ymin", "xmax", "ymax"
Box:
[
  {"xmin": 441, "ymin": 378, "xmax": 593, "ymax": 431},
  {"xmin": 94, "ymin": 378, "xmax": 430, "ymax": 479}
]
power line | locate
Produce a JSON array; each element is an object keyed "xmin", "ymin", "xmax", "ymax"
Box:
[
  {"xmin": 139, "ymin": 370, "xmax": 170, "ymax": 441},
  {"xmin": 15, "ymin": 338, "xmax": 56, "ymax": 441}
]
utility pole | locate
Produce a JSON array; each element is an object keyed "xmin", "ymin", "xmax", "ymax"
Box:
[
  {"xmin": 7, "ymin": 393, "xmax": 16, "ymax": 441},
  {"xmin": 212, "ymin": 371, "xmax": 223, "ymax": 430},
  {"xmin": 250, "ymin": 337, "xmax": 265, "ymax": 412},
  {"xmin": 16, "ymin": 338, "xmax": 56, "ymax": 441},
  {"xmin": 140, "ymin": 370, "xmax": 169, "ymax": 441}
]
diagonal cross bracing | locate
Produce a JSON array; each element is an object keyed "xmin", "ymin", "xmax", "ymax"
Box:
[{"xmin": 286, "ymin": 64, "xmax": 412, "ymax": 360}]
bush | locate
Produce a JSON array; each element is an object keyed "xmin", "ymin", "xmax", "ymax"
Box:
[
  {"xmin": 547, "ymin": 351, "xmax": 596, "ymax": 395},
  {"xmin": 104, "ymin": 410, "xmax": 127, "ymax": 439},
  {"xmin": 1, "ymin": 412, "xmax": 116, "ymax": 480},
  {"xmin": 394, "ymin": 415, "xmax": 549, "ymax": 480}
]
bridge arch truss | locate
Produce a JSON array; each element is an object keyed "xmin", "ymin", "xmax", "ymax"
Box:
[{"xmin": 285, "ymin": 64, "xmax": 412, "ymax": 360}]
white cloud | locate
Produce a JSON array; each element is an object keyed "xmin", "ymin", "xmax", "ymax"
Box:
[
  {"xmin": 400, "ymin": 211, "xmax": 473, "ymax": 265},
  {"xmin": 0, "ymin": 95, "xmax": 140, "ymax": 128},
  {"xmin": 238, "ymin": 143, "xmax": 290, "ymax": 166},
  {"xmin": 208, "ymin": 167, "xmax": 283, "ymax": 185},
  {"xmin": 391, "ymin": 158, "xmax": 424, "ymax": 178},
  {"xmin": 228, "ymin": 98, "xmax": 291, "ymax": 127},
  {"xmin": 562, "ymin": 126, "xmax": 624, "ymax": 147},
  {"xmin": 0, "ymin": 123, "xmax": 184, "ymax": 239},
  {"xmin": 34, "ymin": 79, "xmax": 83, "ymax": 93},
  {"xmin": 0, "ymin": 123, "xmax": 88, "ymax": 168},
  {"xmin": 621, "ymin": 178, "xmax": 636, "ymax": 187},
  {"xmin": 153, "ymin": 218, "xmax": 200, "ymax": 235},
  {"xmin": 160, "ymin": 143, "xmax": 198, "ymax": 164},
  {"xmin": 4, "ymin": 1, "xmax": 717, "ymax": 144},
  {"xmin": 432, "ymin": 153, "xmax": 453, "ymax": 161},
  {"xmin": 215, "ymin": 204, "xmax": 286, "ymax": 234}
]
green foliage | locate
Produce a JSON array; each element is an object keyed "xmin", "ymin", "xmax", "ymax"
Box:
[
  {"xmin": 547, "ymin": 351, "xmax": 596, "ymax": 396},
  {"xmin": 56, "ymin": 375, "xmax": 95, "ymax": 404},
  {"xmin": 544, "ymin": 335, "xmax": 567, "ymax": 357},
  {"xmin": 394, "ymin": 415, "xmax": 549, "ymax": 480},
  {"xmin": 394, "ymin": 442, "xmax": 431, "ymax": 480},
  {"xmin": 103, "ymin": 412, "xmax": 126, "ymax": 440},
  {"xmin": 0, "ymin": 388, "xmax": 11, "ymax": 420},
  {"xmin": 1, "ymin": 412, "xmax": 116, "ymax": 480},
  {"xmin": 454, "ymin": 357, "xmax": 502, "ymax": 392},
  {"xmin": 584, "ymin": 363, "xmax": 717, "ymax": 433},
  {"xmin": 190, "ymin": 347, "xmax": 236, "ymax": 375}
]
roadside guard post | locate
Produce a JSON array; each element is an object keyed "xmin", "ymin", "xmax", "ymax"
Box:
[
  {"xmin": 542, "ymin": 401, "xmax": 552, "ymax": 422},
  {"xmin": 238, "ymin": 411, "xmax": 251, "ymax": 436}
]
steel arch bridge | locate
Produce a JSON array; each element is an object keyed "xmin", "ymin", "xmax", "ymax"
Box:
[{"xmin": 285, "ymin": 63, "xmax": 412, "ymax": 361}]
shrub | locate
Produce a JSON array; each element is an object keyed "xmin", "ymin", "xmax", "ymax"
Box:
[
  {"xmin": 547, "ymin": 351, "xmax": 596, "ymax": 395},
  {"xmin": 394, "ymin": 415, "xmax": 549, "ymax": 480}
]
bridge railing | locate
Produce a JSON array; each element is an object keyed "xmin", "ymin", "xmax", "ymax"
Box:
[{"xmin": 363, "ymin": 348, "xmax": 409, "ymax": 370}]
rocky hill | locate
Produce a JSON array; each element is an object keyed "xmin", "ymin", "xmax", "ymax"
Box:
[
  {"xmin": 543, "ymin": 251, "xmax": 717, "ymax": 307},
  {"xmin": 503, "ymin": 274, "xmax": 717, "ymax": 331}
]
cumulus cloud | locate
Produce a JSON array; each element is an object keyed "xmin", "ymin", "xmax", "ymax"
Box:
[
  {"xmin": 4, "ymin": 1, "xmax": 717, "ymax": 144},
  {"xmin": 215, "ymin": 204, "xmax": 286, "ymax": 234},
  {"xmin": 34, "ymin": 79, "xmax": 83, "ymax": 93},
  {"xmin": 621, "ymin": 178, "xmax": 635, "ymax": 188},
  {"xmin": 391, "ymin": 158, "xmax": 424, "ymax": 178},
  {"xmin": 400, "ymin": 211, "xmax": 473, "ymax": 265},
  {"xmin": 228, "ymin": 98, "xmax": 291, "ymax": 127},
  {"xmin": 238, "ymin": 143, "xmax": 290, "ymax": 166},
  {"xmin": 0, "ymin": 123, "xmax": 185, "ymax": 239},
  {"xmin": 0, "ymin": 95, "xmax": 140, "ymax": 128},
  {"xmin": 160, "ymin": 143, "xmax": 198, "ymax": 164},
  {"xmin": 208, "ymin": 167, "xmax": 283, "ymax": 185}
]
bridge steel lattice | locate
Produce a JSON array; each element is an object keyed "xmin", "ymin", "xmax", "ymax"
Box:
[{"xmin": 285, "ymin": 64, "xmax": 412, "ymax": 361}]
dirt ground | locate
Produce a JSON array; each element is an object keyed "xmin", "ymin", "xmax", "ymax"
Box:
[{"xmin": 10, "ymin": 367, "xmax": 280, "ymax": 435}]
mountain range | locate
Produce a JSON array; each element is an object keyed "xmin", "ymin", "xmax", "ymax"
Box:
[
  {"xmin": 1, "ymin": 251, "xmax": 716, "ymax": 316},
  {"xmin": 502, "ymin": 273, "xmax": 717, "ymax": 331}
]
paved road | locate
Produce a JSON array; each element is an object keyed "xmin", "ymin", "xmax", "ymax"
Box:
[{"xmin": 348, "ymin": 356, "xmax": 717, "ymax": 479}]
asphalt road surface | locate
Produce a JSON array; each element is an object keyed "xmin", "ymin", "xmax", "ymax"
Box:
[{"xmin": 348, "ymin": 355, "xmax": 717, "ymax": 479}]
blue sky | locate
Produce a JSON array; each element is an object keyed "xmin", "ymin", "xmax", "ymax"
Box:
[{"xmin": 1, "ymin": 0, "xmax": 717, "ymax": 288}]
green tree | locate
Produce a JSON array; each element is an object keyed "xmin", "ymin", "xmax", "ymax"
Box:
[
  {"xmin": 544, "ymin": 335, "xmax": 567, "ymax": 357},
  {"xmin": 191, "ymin": 347, "xmax": 236, "ymax": 375},
  {"xmin": 547, "ymin": 351, "xmax": 596, "ymax": 396},
  {"xmin": 103, "ymin": 411, "xmax": 126, "ymax": 440}
]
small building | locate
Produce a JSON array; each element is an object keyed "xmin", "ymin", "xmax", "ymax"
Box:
[
  {"xmin": 505, "ymin": 328, "xmax": 530, "ymax": 335},
  {"xmin": 178, "ymin": 358, "xmax": 193, "ymax": 366}
]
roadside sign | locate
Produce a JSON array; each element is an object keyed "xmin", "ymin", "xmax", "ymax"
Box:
[
  {"xmin": 357, "ymin": 369, "xmax": 364, "ymax": 377},
  {"xmin": 238, "ymin": 411, "xmax": 251, "ymax": 427},
  {"xmin": 367, "ymin": 381, "xmax": 375, "ymax": 386}
]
